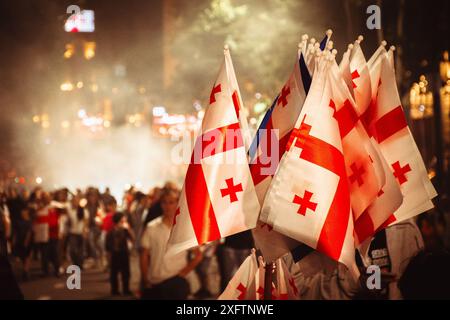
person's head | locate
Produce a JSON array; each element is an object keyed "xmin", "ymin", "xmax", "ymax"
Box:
[
  {"xmin": 112, "ymin": 212, "xmax": 126, "ymax": 226},
  {"xmin": 160, "ymin": 187, "xmax": 179, "ymax": 221},
  {"xmin": 105, "ymin": 198, "xmax": 117, "ymax": 213},
  {"xmin": 21, "ymin": 207, "xmax": 30, "ymax": 221},
  {"xmin": 86, "ymin": 188, "xmax": 99, "ymax": 205},
  {"xmin": 398, "ymin": 250, "xmax": 450, "ymax": 299},
  {"xmin": 41, "ymin": 192, "xmax": 51, "ymax": 206}
]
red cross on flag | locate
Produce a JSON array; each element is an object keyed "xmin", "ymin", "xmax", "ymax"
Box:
[
  {"xmin": 328, "ymin": 61, "xmax": 384, "ymax": 221},
  {"xmin": 260, "ymin": 57, "xmax": 357, "ymax": 275},
  {"xmin": 218, "ymin": 251, "xmax": 258, "ymax": 300},
  {"xmin": 166, "ymin": 48, "xmax": 260, "ymax": 256},
  {"xmin": 274, "ymin": 258, "xmax": 300, "ymax": 300},
  {"xmin": 370, "ymin": 50, "xmax": 437, "ymax": 223},
  {"xmin": 338, "ymin": 45, "xmax": 403, "ymax": 245},
  {"xmin": 249, "ymin": 53, "xmax": 309, "ymax": 263}
]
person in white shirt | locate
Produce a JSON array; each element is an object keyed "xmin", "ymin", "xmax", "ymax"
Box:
[
  {"xmin": 139, "ymin": 187, "xmax": 202, "ymax": 299},
  {"xmin": 67, "ymin": 194, "xmax": 88, "ymax": 269}
]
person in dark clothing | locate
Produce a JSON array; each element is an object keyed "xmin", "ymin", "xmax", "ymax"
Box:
[
  {"xmin": 398, "ymin": 250, "xmax": 450, "ymax": 299},
  {"xmin": 217, "ymin": 230, "xmax": 254, "ymax": 292},
  {"xmin": 14, "ymin": 207, "xmax": 33, "ymax": 280},
  {"xmin": 0, "ymin": 255, "xmax": 24, "ymax": 300},
  {"xmin": 105, "ymin": 212, "xmax": 134, "ymax": 296}
]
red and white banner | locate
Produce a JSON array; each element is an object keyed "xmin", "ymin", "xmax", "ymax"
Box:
[
  {"xmin": 218, "ymin": 252, "xmax": 258, "ymax": 300},
  {"xmin": 166, "ymin": 49, "xmax": 260, "ymax": 256},
  {"xmin": 250, "ymin": 53, "xmax": 309, "ymax": 263},
  {"xmin": 260, "ymin": 57, "xmax": 357, "ymax": 274}
]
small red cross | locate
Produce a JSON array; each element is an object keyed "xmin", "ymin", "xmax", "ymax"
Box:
[
  {"xmin": 237, "ymin": 283, "xmax": 247, "ymax": 300},
  {"xmin": 293, "ymin": 190, "xmax": 317, "ymax": 216},
  {"xmin": 220, "ymin": 178, "xmax": 243, "ymax": 203},
  {"xmin": 392, "ymin": 161, "xmax": 411, "ymax": 185},
  {"xmin": 172, "ymin": 207, "xmax": 180, "ymax": 226},
  {"xmin": 349, "ymin": 162, "xmax": 366, "ymax": 186},
  {"xmin": 289, "ymin": 277, "xmax": 298, "ymax": 296},
  {"xmin": 209, "ymin": 84, "xmax": 221, "ymax": 104},
  {"xmin": 351, "ymin": 70, "xmax": 360, "ymax": 88},
  {"xmin": 277, "ymin": 85, "xmax": 291, "ymax": 108}
]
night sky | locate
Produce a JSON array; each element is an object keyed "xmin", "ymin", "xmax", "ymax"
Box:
[{"xmin": 0, "ymin": 0, "xmax": 448, "ymax": 177}]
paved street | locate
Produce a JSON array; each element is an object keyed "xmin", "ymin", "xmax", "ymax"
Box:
[
  {"xmin": 10, "ymin": 251, "xmax": 219, "ymax": 300},
  {"xmin": 11, "ymin": 253, "xmax": 141, "ymax": 300}
]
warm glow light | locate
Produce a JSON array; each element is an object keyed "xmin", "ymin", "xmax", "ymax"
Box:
[
  {"xmin": 36, "ymin": 177, "xmax": 43, "ymax": 184},
  {"xmin": 64, "ymin": 44, "xmax": 75, "ymax": 59},
  {"xmin": 103, "ymin": 120, "xmax": 111, "ymax": 128},
  {"xmin": 60, "ymin": 82, "xmax": 74, "ymax": 91},
  {"xmin": 42, "ymin": 121, "xmax": 50, "ymax": 129},
  {"xmin": 61, "ymin": 120, "xmax": 70, "ymax": 129},
  {"xmin": 84, "ymin": 42, "xmax": 96, "ymax": 60},
  {"xmin": 76, "ymin": 81, "xmax": 84, "ymax": 89},
  {"xmin": 32, "ymin": 115, "xmax": 40, "ymax": 123},
  {"xmin": 91, "ymin": 84, "xmax": 98, "ymax": 92}
]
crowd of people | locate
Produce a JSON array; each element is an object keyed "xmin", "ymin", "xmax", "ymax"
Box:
[
  {"xmin": 0, "ymin": 182, "xmax": 255, "ymax": 299},
  {"xmin": 0, "ymin": 182, "xmax": 449, "ymax": 300}
]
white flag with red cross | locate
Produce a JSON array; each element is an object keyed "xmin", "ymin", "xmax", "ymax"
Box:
[
  {"xmin": 274, "ymin": 258, "xmax": 300, "ymax": 300},
  {"xmin": 338, "ymin": 43, "xmax": 403, "ymax": 245},
  {"xmin": 249, "ymin": 52, "xmax": 310, "ymax": 263},
  {"xmin": 166, "ymin": 49, "xmax": 260, "ymax": 256},
  {"xmin": 260, "ymin": 56, "xmax": 357, "ymax": 274},
  {"xmin": 218, "ymin": 252, "xmax": 258, "ymax": 300},
  {"xmin": 354, "ymin": 47, "xmax": 436, "ymax": 245},
  {"xmin": 328, "ymin": 61, "xmax": 383, "ymax": 221},
  {"xmin": 369, "ymin": 51, "xmax": 437, "ymax": 223}
]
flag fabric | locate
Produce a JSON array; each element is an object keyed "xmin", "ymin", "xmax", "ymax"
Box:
[
  {"xmin": 340, "ymin": 43, "xmax": 403, "ymax": 245},
  {"xmin": 166, "ymin": 49, "xmax": 260, "ymax": 256},
  {"xmin": 250, "ymin": 32, "xmax": 332, "ymax": 263},
  {"xmin": 328, "ymin": 62, "xmax": 382, "ymax": 221},
  {"xmin": 274, "ymin": 258, "xmax": 300, "ymax": 300},
  {"xmin": 354, "ymin": 48, "xmax": 436, "ymax": 245},
  {"xmin": 370, "ymin": 51, "xmax": 437, "ymax": 222},
  {"xmin": 260, "ymin": 56, "xmax": 357, "ymax": 274},
  {"xmin": 249, "ymin": 53, "xmax": 309, "ymax": 262},
  {"xmin": 218, "ymin": 252, "xmax": 258, "ymax": 300}
]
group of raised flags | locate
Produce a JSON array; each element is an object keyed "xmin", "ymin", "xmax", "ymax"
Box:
[{"xmin": 166, "ymin": 30, "xmax": 437, "ymax": 299}]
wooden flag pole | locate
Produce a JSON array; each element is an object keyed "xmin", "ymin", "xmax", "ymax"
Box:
[{"xmin": 264, "ymin": 262, "xmax": 274, "ymax": 300}]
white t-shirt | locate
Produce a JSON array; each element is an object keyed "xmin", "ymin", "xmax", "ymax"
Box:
[
  {"xmin": 68, "ymin": 206, "xmax": 87, "ymax": 235},
  {"xmin": 140, "ymin": 217, "xmax": 187, "ymax": 285}
]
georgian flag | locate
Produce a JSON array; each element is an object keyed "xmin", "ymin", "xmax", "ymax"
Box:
[
  {"xmin": 371, "ymin": 51, "xmax": 437, "ymax": 222},
  {"xmin": 340, "ymin": 43, "xmax": 403, "ymax": 245},
  {"xmin": 166, "ymin": 49, "xmax": 260, "ymax": 255},
  {"xmin": 260, "ymin": 58, "xmax": 357, "ymax": 274},
  {"xmin": 274, "ymin": 258, "xmax": 300, "ymax": 300},
  {"xmin": 354, "ymin": 48, "xmax": 437, "ymax": 245},
  {"xmin": 218, "ymin": 251, "xmax": 258, "ymax": 300},
  {"xmin": 328, "ymin": 61, "xmax": 382, "ymax": 220},
  {"xmin": 249, "ymin": 52, "xmax": 310, "ymax": 263}
]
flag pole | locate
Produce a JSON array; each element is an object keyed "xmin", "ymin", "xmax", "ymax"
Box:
[{"xmin": 263, "ymin": 261, "xmax": 273, "ymax": 300}]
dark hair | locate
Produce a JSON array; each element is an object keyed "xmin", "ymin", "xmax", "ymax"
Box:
[
  {"xmin": 113, "ymin": 212, "xmax": 124, "ymax": 225},
  {"xmin": 398, "ymin": 250, "xmax": 450, "ymax": 299}
]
